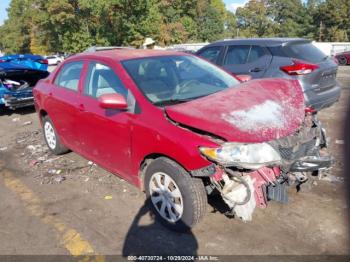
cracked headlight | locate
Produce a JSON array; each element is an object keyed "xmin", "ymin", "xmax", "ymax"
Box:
[{"xmin": 199, "ymin": 142, "xmax": 281, "ymax": 169}]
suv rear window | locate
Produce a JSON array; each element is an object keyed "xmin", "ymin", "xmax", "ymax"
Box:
[{"xmin": 283, "ymin": 43, "xmax": 327, "ymax": 63}]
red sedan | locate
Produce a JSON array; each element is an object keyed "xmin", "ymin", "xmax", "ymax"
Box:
[
  {"xmin": 335, "ymin": 51, "xmax": 350, "ymax": 65},
  {"xmin": 33, "ymin": 49, "xmax": 332, "ymax": 231}
]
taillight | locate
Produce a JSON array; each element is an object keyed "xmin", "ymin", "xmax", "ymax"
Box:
[
  {"xmin": 280, "ymin": 59, "xmax": 319, "ymax": 75},
  {"xmin": 305, "ymin": 106, "xmax": 316, "ymax": 114},
  {"xmin": 38, "ymin": 59, "xmax": 48, "ymax": 64},
  {"xmin": 0, "ymin": 59, "xmax": 6, "ymax": 63}
]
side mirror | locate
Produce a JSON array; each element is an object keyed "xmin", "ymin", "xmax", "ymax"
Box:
[
  {"xmin": 98, "ymin": 93, "xmax": 128, "ymax": 110},
  {"xmin": 236, "ymin": 74, "xmax": 252, "ymax": 82}
]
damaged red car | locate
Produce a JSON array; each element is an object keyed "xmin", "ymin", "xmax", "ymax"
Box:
[{"xmin": 33, "ymin": 49, "xmax": 332, "ymax": 231}]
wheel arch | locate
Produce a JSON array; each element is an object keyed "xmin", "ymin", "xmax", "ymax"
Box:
[
  {"xmin": 142, "ymin": 153, "xmax": 208, "ymax": 231},
  {"xmin": 39, "ymin": 109, "xmax": 48, "ymax": 125},
  {"xmin": 338, "ymin": 56, "xmax": 348, "ymax": 65},
  {"xmin": 138, "ymin": 153, "xmax": 191, "ymax": 191}
]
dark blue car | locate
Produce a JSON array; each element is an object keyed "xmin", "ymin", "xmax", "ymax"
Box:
[{"xmin": 0, "ymin": 54, "xmax": 49, "ymax": 110}]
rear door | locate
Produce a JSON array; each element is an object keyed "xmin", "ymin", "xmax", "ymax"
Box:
[
  {"xmin": 222, "ymin": 45, "xmax": 272, "ymax": 78},
  {"xmin": 48, "ymin": 61, "xmax": 85, "ymax": 148}
]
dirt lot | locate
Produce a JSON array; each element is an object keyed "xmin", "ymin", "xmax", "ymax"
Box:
[{"xmin": 0, "ymin": 66, "xmax": 349, "ymax": 257}]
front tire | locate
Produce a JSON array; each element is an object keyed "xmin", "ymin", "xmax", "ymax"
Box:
[
  {"xmin": 42, "ymin": 116, "xmax": 69, "ymax": 155},
  {"xmin": 144, "ymin": 157, "xmax": 207, "ymax": 232}
]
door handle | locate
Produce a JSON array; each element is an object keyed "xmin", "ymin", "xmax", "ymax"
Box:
[
  {"xmin": 78, "ymin": 104, "xmax": 85, "ymax": 112},
  {"xmin": 250, "ymin": 67, "xmax": 263, "ymax": 73}
]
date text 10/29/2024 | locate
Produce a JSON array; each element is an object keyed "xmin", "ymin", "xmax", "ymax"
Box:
[{"xmin": 127, "ymin": 256, "xmax": 220, "ymax": 261}]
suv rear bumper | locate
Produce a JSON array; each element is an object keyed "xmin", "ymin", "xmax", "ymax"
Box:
[{"xmin": 304, "ymin": 81, "xmax": 341, "ymax": 111}]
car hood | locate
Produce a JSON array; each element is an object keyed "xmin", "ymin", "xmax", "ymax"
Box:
[{"xmin": 165, "ymin": 78, "xmax": 305, "ymax": 143}]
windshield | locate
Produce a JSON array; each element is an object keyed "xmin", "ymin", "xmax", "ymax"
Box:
[{"xmin": 122, "ymin": 55, "xmax": 240, "ymax": 105}]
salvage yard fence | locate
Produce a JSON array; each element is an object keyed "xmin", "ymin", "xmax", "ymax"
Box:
[{"xmin": 312, "ymin": 42, "xmax": 350, "ymax": 56}]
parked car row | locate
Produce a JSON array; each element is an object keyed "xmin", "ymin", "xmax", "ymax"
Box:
[
  {"xmin": 33, "ymin": 45, "xmax": 335, "ymax": 231},
  {"xmin": 45, "ymin": 55, "xmax": 64, "ymax": 65}
]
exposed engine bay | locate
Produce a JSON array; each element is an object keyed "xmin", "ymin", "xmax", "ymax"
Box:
[{"xmin": 207, "ymin": 112, "xmax": 333, "ymax": 221}]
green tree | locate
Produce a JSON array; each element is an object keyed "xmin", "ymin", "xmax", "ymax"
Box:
[
  {"xmin": 0, "ymin": 0, "xmax": 232, "ymax": 53},
  {"xmin": 0, "ymin": 0, "xmax": 32, "ymax": 53},
  {"xmin": 316, "ymin": 0, "xmax": 350, "ymax": 41},
  {"xmin": 196, "ymin": 0, "xmax": 225, "ymax": 41},
  {"xmin": 267, "ymin": 0, "xmax": 307, "ymax": 37},
  {"xmin": 223, "ymin": 11, "xmax": 237, "ymax": 39},
  {"xmin": 236, "ymin": 0, "xmax": 275, "ymax": 37},
  {"xmin": 302, "ymin": 0, "xmax": 321, "ymax": 39},
  {"xmin": 117, "ymin": 0, "xmax": 162, "ymax": 47}
]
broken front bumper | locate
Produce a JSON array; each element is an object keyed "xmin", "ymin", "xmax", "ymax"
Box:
[{"xmin": 290, "ymin": 155, "xmax": 334, "ymax": 172}]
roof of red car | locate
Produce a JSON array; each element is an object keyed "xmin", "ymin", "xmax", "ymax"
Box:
[{"xmin": 72, "ymin": 49, "xmax": 187, "ymax": 62}]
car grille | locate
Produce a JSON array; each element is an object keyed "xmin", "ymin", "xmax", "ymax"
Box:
[
  {"xmin": 279, "ymin": 147, "xmax": 293, "ymax": 160},
  {"xmin": 278, "ymin": 139, "xmax": 316, "ymax": 161}
]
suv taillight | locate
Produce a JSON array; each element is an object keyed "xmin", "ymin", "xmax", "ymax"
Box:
[
  {"xmin": 280, "ymin": 59, "xmax": 319, "ymax": 75},
  {"xmin": 38, "ymin": 59, "xmax": 48, "ymax": 65}
]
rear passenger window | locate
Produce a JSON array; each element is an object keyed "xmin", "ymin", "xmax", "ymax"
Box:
[
  {"xmin": 198, "ymin": 46, "xmax": 221, "ymax": 63},
  {"xmin": 54, "ymin": 61, "xmax": 83, "ymax": 91},
  {"xmin": 247, "ymin": 46, "xmax": 265, "ymax": 63},
  {"xmin": 84, "ymin": 62, "xmax": 127, "ymax": 99},
  {"xmin": 224, "ymin": 45, "xmax": 250, "ymax": 65}
]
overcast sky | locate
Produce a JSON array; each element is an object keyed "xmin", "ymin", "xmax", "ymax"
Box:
[{"xmin": 0, "ymin": 0, "xmax": 246, "ymax": 25}]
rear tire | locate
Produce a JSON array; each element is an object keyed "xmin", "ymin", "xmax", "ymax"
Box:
[
  {"xmin": 144, "ymin": 157, "xmax": 207, "ymax": 232},
  {"xmin": 42, "ymin": 116, "xmax": 69, "ymax": 155}
]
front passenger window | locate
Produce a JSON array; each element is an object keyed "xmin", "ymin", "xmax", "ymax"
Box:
[
  {"xmin": 247, "ymin": 46, "xmax": 265, "ymax": 63},
  {"xmin": 54, "ymin": 61, "xmax": 83, "ymax": 91},
  {"xmin": 224, "ymin": 45, "xmax": 250, "ymax": 65},
  {"xmin": 84, "ymin": 62, "xmax": 127, "ymax": 98},
  {"xmin": 197, "ymin": 46, "xmax": 222, "ymax": 63}
]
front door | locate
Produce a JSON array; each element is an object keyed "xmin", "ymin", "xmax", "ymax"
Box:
[{"xmin": 77, "ymin": 61, "xmax": 132, "ymax": 177}]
